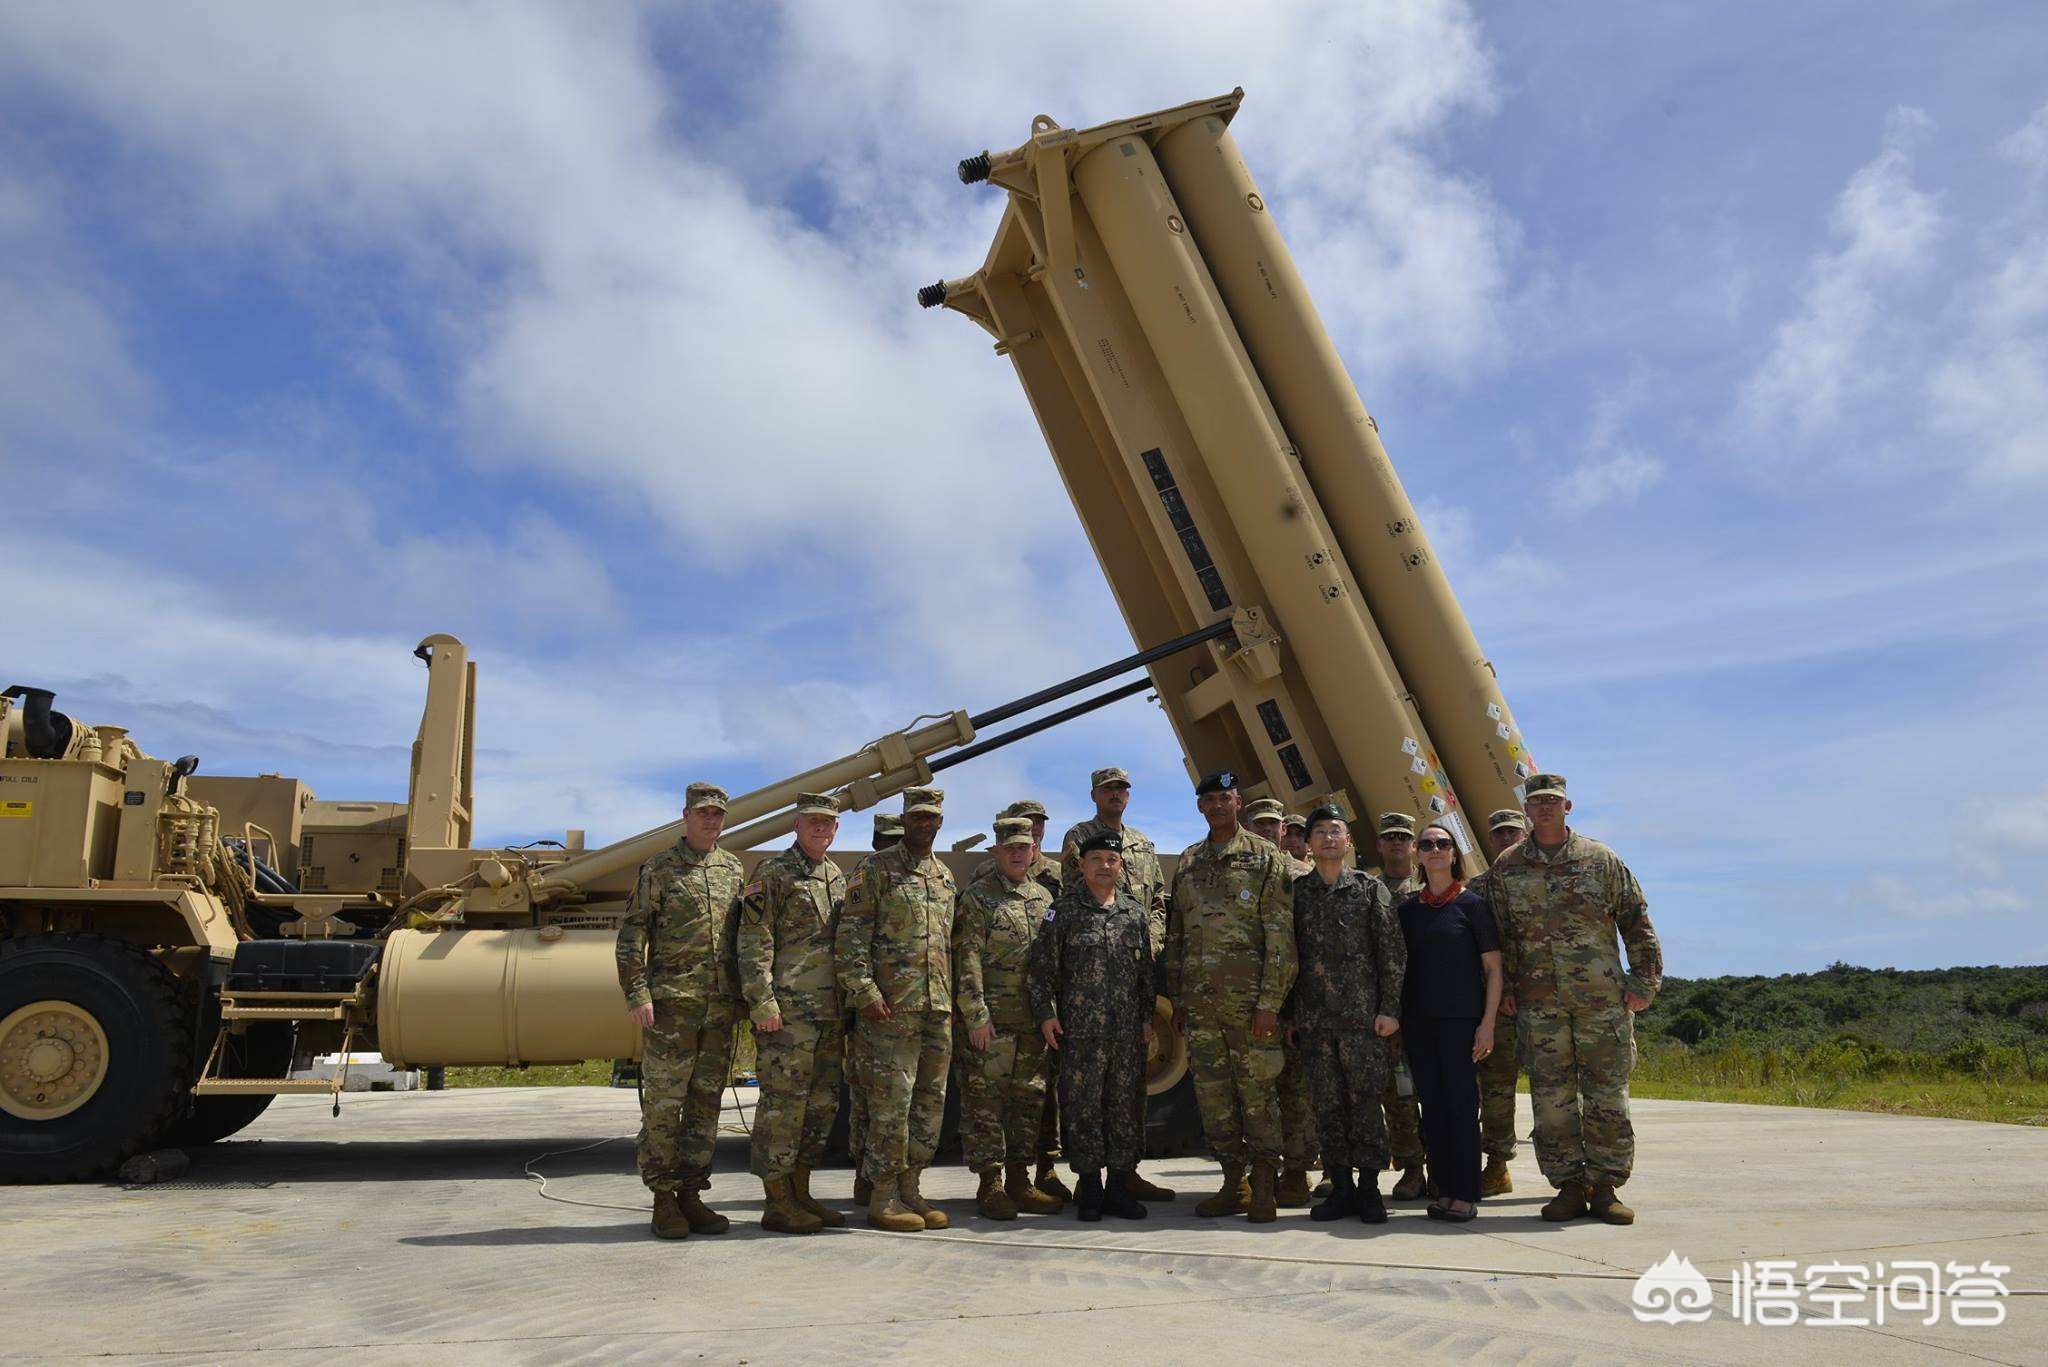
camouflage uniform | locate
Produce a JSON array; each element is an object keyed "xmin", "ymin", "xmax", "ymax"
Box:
[
  {"xmin": 738, "ymin": 845, "xmax": 846, "ymax": 1179},
  {"xmin": 845, "ymin": 815, "xmax": 904, "ymax": 1177},
  {"xmin": 1467, "ymin": 862, "xmax": 1521, "ymax": 1162},
  {"xmin": 953, "ymin": 866, "xmax": 1055, "ymax": 1173},
  {"xmin": 1058, "ymin": 818, "xmax": 1167, "ymax": 954},
  {"xmin": 1269, "ymin": 847, "xmax": 1320, "ymax": 1175},
  {"xmin": 970, "ymin": 849, "xmax": 1062, "ymax": 899},
  {"xmin": 1030, "ymin": 886, "xmax": 1153, "ymax": 1173},
  {"xmin": 617, "ymin": 837, "xmax": 745, "ymax": 1195},
  {"xmin": 835, "ymin": 840, "xmax": 956, "ymax": 1185},
  {"xmin": 1166, "ymin": 827, "xmax": 1296, "ymax": 1167},
  {"xmin": 1372, "ymin": 868, "xmax": 1428, "ymax": 1167},
  {"xmin": 1291, "ymin": 867, "xmax": 1406, "ymax": 1170},
  {"xmin": 1484, "ymin": 829, "xmax": 1661, "ymax": 1189}
]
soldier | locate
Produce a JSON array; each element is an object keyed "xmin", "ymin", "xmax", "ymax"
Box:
[
  {"xmin": 1486, "ymin": 775, "xmax": 1662, "ymax": 1225},
  {"xmin": 1281, "ymin": 812, "xmax": 1311, "ymax": 863},
  {"xmin": 738, "ymin": 793, "xmax": 847, "ymax": 1236},
  {"xmin": 1166, "ymin": 770, "xmax": 1296, "ymax": 1223},
  {"xmin": 844, "ymin": 810, "xmax": 902, "ymax": 1204},
  {"xmin": 1291, "ymin": 805, "xmax": 1404, "ymax": 1224},
  {"xmin": 970, "ymin": 799, "xmax": 1062, "ymax": 898},
  {"xmin": 954, "ymin": 817, "xmax": 1064, "ymax": 1219},
  {"xmin": 835, "ymin": 787, "xmax": 957, "ymax": 1232},
  {"xmin": 617, "ymin": 781, "xmax": 746, "ymax": 1240},
  {"xmin": 1031, "ymin": 830, "xmax": 1156, "ymax": 1221},
  {"xmin": 1369, "ymin": 811, "xmax": 1430, "ymax": 1200},
  {"xmin": 1468, "ymin": 808, "xmax": 1531, "ymax": 1197},
  {"xmin": 1243, "ymin": 795, "xmax": 1318, "ymax": 1208}
]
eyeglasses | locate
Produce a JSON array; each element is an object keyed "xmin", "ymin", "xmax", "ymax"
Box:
[{"xmin": 1415, "ymin": 838, "xmax": 1457, "ymax": 852}]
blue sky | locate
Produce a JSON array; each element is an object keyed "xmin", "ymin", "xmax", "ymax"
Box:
[{"xmin": 3, "ymin": 3, "xmax": 2044, "ymax": 976}]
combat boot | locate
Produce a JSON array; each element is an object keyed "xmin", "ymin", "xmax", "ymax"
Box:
[
  {"xmin": 760, "ymin": 1177, "xmax": 824, "ymax": 1235},
  {"xmin": 1103, "ymin": 1171, "xmax": 1149, "ymax": 1220},
  {"xmin": 1312, "ymin": 1171, "xmax": 1334, "ymax": 1199},
  {"xmin": 1480, "ymin": 1155, "xmax": 1513, "ymax": 1198},
  {"xmin": 1358, "ymin": 1172, "xmax": 1388, "ymax": 1225},
  {"xmin": 1005, "ymin": 1161, "xmax": 1064, "ymax": 1214},
  {"xmin": 1310, "ymin": 1168, "xmax": 1358, "ymax": 1223},
  {"xmin": 1122, "ymin": 1169, "xmax": 1177, "ymax": 1202},
  {"xmin": 676, "ymin": 1179, "xmax": 729, "ymax": 1235},
  {"xmin": 1247, "ymin": 1161, "xmax": 1279, "ymax": 1224},
  {"xmin": 650, "ymin": 1190, "xmax": 691, "ymax": 1240},
  {"xmin": 852, "ymin": 1172, "xmax": 873, "ymax": 1205},
  {"xmin": 1275, "ymin": 1167, "xmax": 1313, "ymax": 1208},
  {"xmin": 1197, "ymin": 1164, "xmax": 1250, "ymax": 1218},
  {"xmin": 975, "ymin": 1168, "xmax": 1019, "ymax": 1221},
  {"xmin": 1035, "ymin": 1159, "xmax": 1073, "ymax": 1203},
  {"xmin": 791, "ymin": 1166, "xmax": 843, "ymax": 1228},
  {"xmin": 1589, "ymin": 1182, "xmax": 1635, "ymax": 1225},
  {"xmin": 1075, "ymin": 1170, "xmax": 1106, "ymax": 1222},
  {"xmin": 867, "ymin": 1172, "xmax": 925, "ymax": 1232},
  {"xmin": 899, "ymin": 1168, "xmax": 949, "ymax": 1230},
  {"xmin": 1390, "ymin": 1164, "xmax": 1428, "ymax": 1201},
  {"xmin": 1541, "ymin": 1180, "xmax": 1590, "ymax": 1222}
]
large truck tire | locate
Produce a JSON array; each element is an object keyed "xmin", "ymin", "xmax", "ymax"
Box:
[
  {"xmin": 163, "ymin": 1021, "xmax": 295, "ymax": 1147},
  {"xmin": 0, "ymin": 933, "xmax": 192, "ymax": 1182}
]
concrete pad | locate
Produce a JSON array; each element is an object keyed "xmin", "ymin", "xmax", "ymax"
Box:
[{"xmin": 4, "ymin": 1089, "xmax": 2043, "ymax": 1364}]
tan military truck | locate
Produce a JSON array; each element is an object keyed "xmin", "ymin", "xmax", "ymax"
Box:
[{"xmin": 2, "ymin": 90, "xmax": 1531, "ymax": 1180}]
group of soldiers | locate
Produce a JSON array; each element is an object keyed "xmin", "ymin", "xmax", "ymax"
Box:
[{"xmin": 615, "ymin": 764, "xmax": 1661, "ymax": 1238}]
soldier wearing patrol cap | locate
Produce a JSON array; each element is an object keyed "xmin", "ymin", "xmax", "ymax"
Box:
[
  {"xmin": 1241, "ymin": 794, "xmax": 1319, "ymax": 1207},
  {"xmin": 835, "ymin": 787, "xmax": 958, "ymax": 1232},
  {"xmin": 1243, "ymin": 797, "xmax": 1311, "ymax": 876},
  {"xmin": 1281, "ymin": 812, "xmax": 1311, "ymax": 863},
  {"xmin": 1486, "ymin": 774, "xmax": 1662, "ymax": 1225},
  {"xmin": 1166, "ymin": 770, "xmax": 1297, "ymax": 1222},
  {"xmin": 970, "ymin": 800, "xmax": 1062, "ymax": 898},
  {"xmin": 1369, "ymin": 810, "xmax": 1430, "ymax": 1201},
  {"xmin": 844, "ymin": 809, "xmax": 905, "ymax": 1203},
  {"xmin": 617, "ymin": 781, "xmax": 746, "ymax": 1240},
  {"xmin": 738, "ymin": 793, "xmax": 849, "ymax": 1234},
  {"xmin": 1468, "ymin": 807, "xmax": 1531, "ymax": 1195}
]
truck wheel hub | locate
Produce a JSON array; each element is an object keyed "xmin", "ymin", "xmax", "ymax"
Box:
[{"xmin": 0, "ymin": 1002, "xmax": 110, "ymax": 1120}]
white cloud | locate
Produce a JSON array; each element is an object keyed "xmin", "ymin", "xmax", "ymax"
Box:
[
  {"xmin": 1984, "ymin": 787, "xmax": 2048, "ymax": 854},
  {"xmin": 1998, "ymin": 99, "xmax": 2048, "ymax": 179},
  {"xmin": 1550, "ymin": 367, "xmax": 1664, "ymax": 513}
]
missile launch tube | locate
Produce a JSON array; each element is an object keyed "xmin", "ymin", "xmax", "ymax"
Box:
[
  {"xmin": 1070, "ymin": 136, "xmax": 1441, "ymax": 827},
  {"xmin": 1153, "ymin": 119, "xmax": 1533, "ymax": 820}
]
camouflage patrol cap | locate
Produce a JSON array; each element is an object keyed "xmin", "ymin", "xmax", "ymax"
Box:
[
  {"xmin": 993, "ymin": 817, "xmax": 1034, "ymax": 847},
  {"xmin": 1000, "ymin": 798, "xmax": 1048, "ymax": 820},
  {"xmin": 1487, "ymin": 807, "xmax": 1530, "ymax": 832},
  {"xmin": 1524, "ymin": 773, "xmax": 1568, "ymax": 799},
  {"xmin": 902, "ymin": 786, "xmax": 945, "ymax": 816},
  {"xmin": 1283, "ymin": 812, "xmax": 1308, "ymax": 832},
  {"xmin": 1376, "ymin": 811, "xmax": 1417, "ymax": 837},
  {"xmin": 872, "ymin": 813, "xmax": 904, "ymax": 837},
  {"xmin": 1077, "ymin": 829, "xmax": 1124, "ymax": 857},
  {"xmin": 1243, "ymin": 797, "xmax": 1286, "ymax": 822},
  {"xmin": 685, "ymin": 781, "xmax": 730, "ymax": 812},
  {"xmin": 1090, "ymin": 766, "xmax": 1131, "ymax": 788},
  {"xmin": 793, "ymin": 792, "xmax": 841, "ymax": 818}
]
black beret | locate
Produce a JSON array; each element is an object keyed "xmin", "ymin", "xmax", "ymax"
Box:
[
  {"xmin": 1194, "ymin": 769, "xmax": 1239, "ymax": 796},
  {"xmin": 1304, "ymin": 803, "xmax": 1348, "ymax": 831},
  {"xmin": 1077, "ymin": 830, "xmax": 1124, "ymax": 857}
]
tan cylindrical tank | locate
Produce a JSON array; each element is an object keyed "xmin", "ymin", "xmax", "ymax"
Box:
[
  {"xmin": 1153, "ymin": 118, "xmax": 1535, "ymax": 819},
  {"xmin": 376, "ymin": 927, "xmax": 640, "ymax": 1066},
  {"xmin": 1071, "ymin": 135, "xmax": 1444, "ymax": 831}
]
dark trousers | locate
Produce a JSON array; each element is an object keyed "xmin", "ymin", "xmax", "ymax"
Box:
[
  {"xmin": 1404, "ymin": 1015, "xmax": 1482, "ymax": 1204},
  {"xmin": 1058, "ymin": 1031, "xmax": 1145, "ymax": 1174}
]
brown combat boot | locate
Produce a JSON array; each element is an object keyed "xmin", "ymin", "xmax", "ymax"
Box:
[
  {"xmin": 1542, "ymin": 1180, "xmax": 1590, "ymax": 1222},
  {"xmin": 650, "ymin": 1190, "xmax": 690, "ymax": 1240},
  {"xmin": 1247, "ymin": 1161, "xmax": 1279, "ymax": 1224},
  {"xmin": 867, "ymin": 1171, "xmax": 925, "ymax": 1232},
  {"xmin": 1005, "ymin": 1161, "xmax": 1064, "ymax": 1214},
  {"xmin": 791, "ymin": 1167, "xmax": 843, "ymax": 1228},
  {"xmin": 1123, "ymin": 1169, "xmax": 1177, "ymax": 1202},
  {"xmin": 760, "ymin": 1177, "xmax": 824, "ymax": 1235},
  {"xmin": 676, "ymin": 1181, "xmax": 729, "ymax": 1235},
  {"xmin": 1275, "ymin": 1167, "xmax": 1313, "ymax": 1208},
  {"xmin": 975, "ymin": 1168, "xmax": 1019, "ymax": 1220},
  {"xmin": 1390, "ymin": 1164, "xmax": 1428, "ymax": 1201},
  {"xmin": 1589, "ymin": 1182, "xmax": 1635, "ymax": 1225},
  {"xmin": 1035, "ymin": 1159, "xmax": 1073, "ymax": 1203},
  {"xmin": 1197, "ymin": 1164, "xmax": 1250, "ymax": 1218},
  {"xmin": 852, "ymin": 1172, "xmax": 874, "ymax": 1205},
  {"xmin": 1480, "ymin": 1155, "xmax": 1514, "ymax": 1198},
  {"xmin": 899, "ymin": 1168, "xmax": 949, "ymax": 1229}
]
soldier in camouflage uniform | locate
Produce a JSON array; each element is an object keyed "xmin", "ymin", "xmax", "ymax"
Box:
[
  {"xmin": 1167, "ymin": 770, "xmax": 1297, "ymax": 1223},
  {"xmin": 738, "ymin": 792, "xmax": 847, "ymax": 1235},
  {"xmin": 1246, "ymin": 796, "xmax": 1319, "ymax": 1208},
  {"xmin": 1031, "ymin": 830, "xmax": 1156, "ymax": 1221},
  {"xmin": 1370, "ymin": 811, "xmax": 1431, "ymax": 1199},
  {"xmin": 835, "ymin": 787, "xmax": 957, "ymax": 1233},
  {"xmin": 1281, "ymin": 812, "xmax": 1310, "ymax": 863},
  {"xmin": 1291, "ymin": 805, "xmax": 1405, "ymax": 1224},
  {"xmin": 1467, "ymin": 807, "xmax": 1531, "ymax": 1197},
  {"xmin": 617, "ymin": 781, "xmax": 745, "ymax": 1240},
  {"xmin": 1485, "ymin": 775, "xmax": 1662, "ymax": 1226},
  {"xmin": 954, "ymin": 817, "xmax": 1063, "ymax": 1219},
  {"xmin": 969, "ymin": 799, "xmax": 1063, "ymax": 897},
  {"xmin": 843, "ymin": 811, "xmax": 902, "ymax": 1202}
]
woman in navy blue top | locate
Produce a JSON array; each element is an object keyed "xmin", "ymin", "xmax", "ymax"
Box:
[{"xmin": 1398, "ymin": 823, "xmax": 1503, "ymax": 1222}]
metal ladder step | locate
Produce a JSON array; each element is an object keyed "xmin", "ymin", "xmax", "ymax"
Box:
[
  {"xmin": 219, "ymin": 1003, "xmax": 349, "ymax": 1021},
  {"xmin": 192, "ymin": 1077, "xmax": 342, "ymax": 1096}
]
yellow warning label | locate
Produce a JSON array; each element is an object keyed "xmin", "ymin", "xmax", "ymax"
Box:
[{"xmin": 0, "ymin": 801, "xmax": 31, "ymax": 819}]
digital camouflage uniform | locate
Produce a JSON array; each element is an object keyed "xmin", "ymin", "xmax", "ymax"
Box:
[
  {"xmin": 1269, "ymin": 847, "xmax": 1320, "ymax": 1175},
  {"xmin": 738, "ymin": 844, "xmax": 846, "ymax": 1179},
  {"xmin": 1291, "ymin": 867, "xmax": 1406, "ymax": 1170},
  {"xmin": 1030, "ymin": 886, "xmax": 1153, "ymax": 1173},
  {"xmin": 1058, "ymin": 818, "xmax": 1167, "ymax": 954},
  {"xmin": 953, "ymin": 866, "xmax": 1055, "ymax": 1173},
  {"xmin": 1372, "ymin": 868, "xmax": 1428, "ymax": 1168},
  {"xmin": 1166, "ymin": 827, "xmax": 1296, "ymax": 1167},
  {"xmin": 1484, "ymin": 829, "xmax": 1662, "ymax": 1189},
  {"xmin": 835, "ymin": 840, "xmax": 956, "ymax": 1185},
  {"xmin": 1466, "ymin": 863, "xmax": 1522, "ymax": 1162},
  {"xmin": 616, "ymin": 837, "xmax": 745, "ymax": 1195}
]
